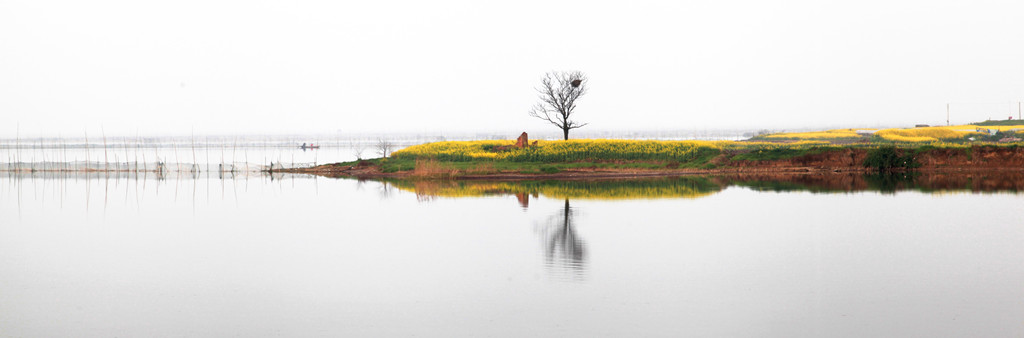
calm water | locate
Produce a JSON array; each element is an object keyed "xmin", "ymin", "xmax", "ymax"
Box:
[
  {"xmin": 0, "ymin": 142, "xmax": 377, "ymax": 172},
  {"xmin": 2, "ymin": 173, "xmax": 1024, "ymax": 337}
]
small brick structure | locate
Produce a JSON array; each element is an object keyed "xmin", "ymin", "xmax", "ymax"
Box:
[
  {"xmin": 494, "ymin": 132, "xmax": 535, "ymax": 151},
  {"xmin": 515, "ymin": 132, "xmax": 529, "ymax": 148}
]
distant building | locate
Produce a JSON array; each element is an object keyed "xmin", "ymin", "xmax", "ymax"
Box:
[{"xmin": 915, "ymin": 124, "xmax": 929, "ymax": 128}]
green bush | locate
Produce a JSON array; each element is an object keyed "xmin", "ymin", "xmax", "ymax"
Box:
[{"xmin": 863, "ymin": 146, "xmax": 918, "ymax": 171}]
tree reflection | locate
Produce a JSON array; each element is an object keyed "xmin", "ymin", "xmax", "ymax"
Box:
[
  {"xmin": 377, "ymin": 180, "xmax": 394, "ymax": 199},
  {"xmin": 864, "ymin": 172, "xmax": 917, "ymax": 193},
  {"xmin": 537, "ymin": 199, "xmax": 587, "ymax": 280}
]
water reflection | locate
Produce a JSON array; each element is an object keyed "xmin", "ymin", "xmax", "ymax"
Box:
[
  {"xmin": 383, "ymin": 172, "xmax": 1024, "ymax": 202},
  {"xmin": 8, "ymin": 171, "xmax": 1024, "ymax": 213},
  {"xmin": 722, "ymin": 172, "xmax": 1024, "ymax": 194},
  {"xmin": 536, "ymin": 199, "xmax": 586, "ymax": 281},
  {"xmin": 384, "ymin": 176, "xmax": 723, "ymax": 201},
  {"xmin": 0, "ymin": 170, "xmax": 314, "ymax": 216},
  {"xmin": 515, "ymin": 192, "xmax": 535, "ymax": 208},
  {"xmin": 6, "ymin": 170, "xmax": 1024, "ymax": 336},
  {"xmin": 374, "ymin": 172, "xmax": 1024, "ymax": 282}
]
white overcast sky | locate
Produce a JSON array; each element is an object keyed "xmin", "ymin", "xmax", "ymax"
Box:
[{"xmin": 2, "ymin": 0, "xmax": 1024, "ymax": 137}]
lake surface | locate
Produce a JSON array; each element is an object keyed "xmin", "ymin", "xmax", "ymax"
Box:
[
  {"xmin": 2, "ymin": 172, "xmax": 1024, "ymax": 337},
  {"xmin": 0, "ymin": 141, "xmax": 376, "ymax": 172}
]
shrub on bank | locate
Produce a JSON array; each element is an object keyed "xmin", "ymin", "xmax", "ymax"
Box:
[{"xmin": 863, "ymin": 146, "xmax": 919, "ymax": 171}]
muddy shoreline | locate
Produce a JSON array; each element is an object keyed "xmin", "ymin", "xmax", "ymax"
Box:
[
  {"xmin": 275, "ymin": 165, "xmax": 1024, "ymax": 180},
  {"xmin": 274, "ymin": 146, "xmax": 1024, "ymax": 180}
]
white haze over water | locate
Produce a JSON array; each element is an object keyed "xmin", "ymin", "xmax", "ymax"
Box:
[{"xmin": 3, "ymin": 0, "xmax": 1024, "ymax": 138}]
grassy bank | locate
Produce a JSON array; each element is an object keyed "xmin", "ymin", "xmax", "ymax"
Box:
[
  {"xmin": 331, "ymin": 157, "xmax": 672, "ymax": 174},
  {"xmin": 334, "ymin": 140, "xmax": 845, "ymax": 175},
  {"xmin": 306, "ymin": 121, "xmax": 1024, "ymax": 178},
  {"xmin": 323, "ymin": 140, "xmax": 963, "ymax": 176}
]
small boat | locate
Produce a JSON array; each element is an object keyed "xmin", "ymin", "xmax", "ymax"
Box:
[{"xmin": 300, "ymin": 143, "xmax": 320, "ymax": 149}]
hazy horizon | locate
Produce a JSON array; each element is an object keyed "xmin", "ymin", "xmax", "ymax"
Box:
[
  {"xmin": 0, "ymin": 124, "xmax": 909, "ymax": 142},
  {"xmin": 4, "ymin": 0, "xmax": 1023, "ymax": 138}
]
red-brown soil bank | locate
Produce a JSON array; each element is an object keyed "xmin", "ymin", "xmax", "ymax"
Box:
[{"xmin": 280, "ymin": 146, "xmax": 1024, "ymax": 179}]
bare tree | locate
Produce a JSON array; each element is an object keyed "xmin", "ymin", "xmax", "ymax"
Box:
[
  {"xmin": 350, "ymin": 140, "xmax": 367, "ymax": 160},
  {"xmin": 375, "ymin": 138, "xmax": 395, "ymax": 158},
  {"xmin": 529, "ymin": 71, "xmax": 589, "ymax": 140}
]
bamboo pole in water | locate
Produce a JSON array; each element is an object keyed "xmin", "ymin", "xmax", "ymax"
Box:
[
  {"xmin": 136, "ymin": 133, "xmax": 142, "ymax": 173},
  {"xmin": 84, "ymin": 130, "xmax": 89, "ymax": 172},
  {"xmin": 32, "ymin": 137, "xmax": 38, "ymax": 170},
  {"xmin": 38, "ymin": 138, "xmax": 44, "ymax": 171},
  {"xmin": 59, "ymin": 134, "xmax": 65, "ymax": 172},
  {"xmin": 173, "ymin": 140, "xmax": 180, "ymax": 173},
  {"xmin": 191, "ymin": 129, "xmax": 198, "ymax": 173},
  {"xmin": 102, "ymin": 127, "xmax": 108, "ymax": 172},
  {"xmin": 232, "ymin": 137, "xmax": 237, "ymax": 173},
  {"xmin": 123, "ymin": 137, "xmax": 129, "ymax": 172},
  {"xmin": 221, "ymin": 138, "xmax": 227, "ymax": 174},
  {"xmin": 135, "ymin": 132, "xmax": 140, "ymax": 173},
  {"xmin": 15, "ymin": 123, "xmax": 20, "ymax": 171},
  {"xmin": 155, "ymin": 138, "xmax": 161, "ymax": 174}
]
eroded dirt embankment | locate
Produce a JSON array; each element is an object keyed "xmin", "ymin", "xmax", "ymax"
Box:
[
  {"xmin": 718, "ymin": 148, "xmax": 868, "ymax": 171},
  {"xmin": 724, "ymin": 146, "xmax": 1024, "ymax": 171},
  {"xmin": 277, "ymin": 146, "xmax": 1024, "ymax": 179},
  {"xmin": 915, "ymin": 147, "xmax": 1024, "ymax": 168}
]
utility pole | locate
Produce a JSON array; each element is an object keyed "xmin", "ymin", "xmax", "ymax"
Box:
[
  {"xmin": 1019, "ymin": 101, "xmax": 1021, "ymax": 120},
  {"xmin": 946, "ymin": 103, "xmax": 950, "ymax": 126}
]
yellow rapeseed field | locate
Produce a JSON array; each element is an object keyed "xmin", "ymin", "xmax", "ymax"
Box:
[
  {"xmin": 389, "ymin": 123, "xmax": 1024, "ymax": 164},
  {"xmin": 760, "ymin": 129, "xmax": 867, "ymax": 140},
  {"xmin": 874, "ymin": 127, "xmax": 968, "ymax": 142},
  {"xmin": 763, "ymin": 123, "xmax": 1024, "ymax": 143},
  {"xmin": 393, "ymin": 139, "xmax": 830, "ymax": 162}
]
